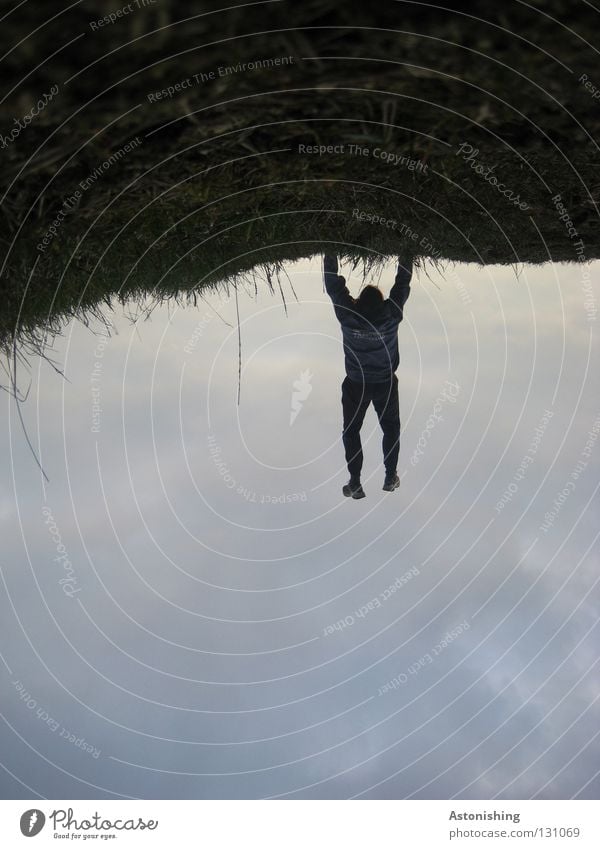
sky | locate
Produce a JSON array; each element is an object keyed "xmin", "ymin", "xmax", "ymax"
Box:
[{"xmin": 1, "ymin": 256, "xmax": 599, "ymax": 799}]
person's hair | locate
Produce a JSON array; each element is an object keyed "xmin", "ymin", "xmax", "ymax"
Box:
[{"xmin": 355, "ymin": 285, "xmax": 384, "ymax": 319}]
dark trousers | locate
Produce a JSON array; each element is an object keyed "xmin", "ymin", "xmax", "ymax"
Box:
[{"xmin": 341, "ymin": 374, "xmax": 400, "ymax": 480}]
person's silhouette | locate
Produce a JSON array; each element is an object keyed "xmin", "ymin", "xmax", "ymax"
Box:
[{"xmin": 323, "ymin": 253, "xmax": 412, "ymax": 498}]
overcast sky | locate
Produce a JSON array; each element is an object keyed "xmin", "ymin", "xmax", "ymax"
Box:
[{"xmin": 1, "ymin": 256, "xmax": 599, "ymax": 799}]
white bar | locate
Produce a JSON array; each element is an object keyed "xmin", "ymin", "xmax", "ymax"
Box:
[{"xmin": 1, "ymin": 800, "xmax": 598, "ymax": 847}]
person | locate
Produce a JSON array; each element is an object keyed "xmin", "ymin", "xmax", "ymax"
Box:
[{"xmin": 323, "ymin": 253, "xmax": 413, "ymax": 498}]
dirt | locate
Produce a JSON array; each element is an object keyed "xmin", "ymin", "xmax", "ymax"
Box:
[{"xmin": 1, "ymin": 0, "xmax": 599, "ymax": 342}]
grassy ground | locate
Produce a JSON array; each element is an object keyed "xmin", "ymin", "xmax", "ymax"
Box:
[{"xmin": 1, "ymin": 0, "xmax": 599, "ymax": 347}]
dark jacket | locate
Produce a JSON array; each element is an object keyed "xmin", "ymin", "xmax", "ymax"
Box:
[{"xmin": 324, "ymin": 254, "xmax": 412, "ymax": 383}]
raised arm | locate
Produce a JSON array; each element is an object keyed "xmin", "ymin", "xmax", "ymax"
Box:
[
  {"xmin": 323, "ymin": 254, "xmax": 354, "ymax": 313},
  {"xmin": 388, "ymin": 256, "xmax": 413, "ymax": 318}
]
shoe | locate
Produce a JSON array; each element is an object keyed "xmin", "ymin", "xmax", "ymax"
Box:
[
  {"xmin": 382, "ymin": 473, "xmax": 400, "ymax": 492},
  {"xmin": 342, "ymin": 479, "xmax": 366, "ymax": 499}
]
